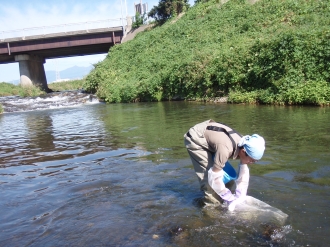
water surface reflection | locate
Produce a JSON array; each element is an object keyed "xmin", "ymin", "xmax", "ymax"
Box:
[{"xmin": 0, "ymin": 102, "xmax": 329, "ymax": 246}]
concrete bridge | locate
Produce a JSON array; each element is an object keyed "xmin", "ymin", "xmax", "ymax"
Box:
[{"xmin": 0, "ymin": 18, "xmax": 132, "ymax": 91}]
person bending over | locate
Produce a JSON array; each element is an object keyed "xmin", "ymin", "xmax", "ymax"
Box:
[{"xmin": 184, "ymin": 119, "xmax": 265, "ymax": 211}]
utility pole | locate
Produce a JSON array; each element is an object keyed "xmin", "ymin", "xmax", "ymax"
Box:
[
  {"xmin": 120, "ymin": 0, "xmax": 126, "ymax": 37},
  {"xmin": 124, "ymin": 0, "xmax": 128, "ymax": 17},
  {"xmin": 55, "ymin": 60, "xmax": 61, "ymax": 82}
]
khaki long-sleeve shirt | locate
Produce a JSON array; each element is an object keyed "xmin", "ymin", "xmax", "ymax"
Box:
[
  {"xmin": 188, "ymin": 119, "xmax": 242, "ymax": 170},
  {"xmin": 204, "ymin": 121, "xmax": 242, "ymax": 169}
]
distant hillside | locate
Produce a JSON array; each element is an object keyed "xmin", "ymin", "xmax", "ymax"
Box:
[
  {"xmin": 47, "ymin": 65, "xmax": 93, "ymax": 83},
  {"xmin": 84, "ymin": 0, "xmax": 330, "ymax": 105}
]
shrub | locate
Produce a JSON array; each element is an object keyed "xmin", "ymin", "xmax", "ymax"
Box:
[
  {"xmin": 18, "ymin": 85, "xmax": 45, "ymax": 97},
  {"xmin": 48, "ymin": 79, "xmax": 85, "ymax": 91},
  {"xmin": 0, "ymin": 82, "xmax": 45, "ymax": 97},
  {"xmin": 282, "ymin": 81, "xmax": 330, "ymax": 106},
  {"xmin": 132, "ymin": 13, "xmax": 146, "ymax": 29},
  {"xmin": 0, "ymin": 82, "xmax": 20, "ymax": 96},
  {"xmin": 228, "ymin": 90, "xmax": 258, "ymax": 104},
  {"xmin": 148, "ymin": 0, "xmax": 190, "ymax": 24},
  {"xmin": 0, "ymin": 79, "xmax": 85, "ymax": 98},
  {"xmin": 84, "ymin": 0, "xmax": 330, "ymax": 105}
]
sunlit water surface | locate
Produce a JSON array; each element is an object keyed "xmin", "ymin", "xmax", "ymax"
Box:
[{"xmin": 0, "ymin": 96, "xmax": 329, "ymax": 246}]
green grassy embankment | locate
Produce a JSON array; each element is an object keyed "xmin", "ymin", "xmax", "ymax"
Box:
[
  {"xmin": 0, "ymin": 79, "xmax": 85, "ymax": 97},
  {"xmin": 48, "ymin": 79, "xmax": 85, "ymax": 91},
  {"xmin": 83, "ymin": 0, "xmax": 330, "ymax": 105},
  {"xmin": 0, "ymin": 82, "xmax": 45, "ymax": 97}
]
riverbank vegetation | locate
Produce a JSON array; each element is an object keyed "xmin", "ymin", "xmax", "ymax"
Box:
[
  {"xmin": 0, "ymin": 79, "xmax": 85, "ymax": 97},
  {"xmin": 48, "ymin": 79, "xmax": 85, "ymax": 91},
  {"xmin": 0, "ymin": 82, "xmax": 45, "ymax": 97},
  {"xmin": 148, "ymin": 0, "xmax": 189, "ymax": 24},
  {"xmin": 84, "ymin": 0, "xmax": 330, "ymax": 106}
]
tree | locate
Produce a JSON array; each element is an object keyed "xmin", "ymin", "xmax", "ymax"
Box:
[
  {"xmin": 148, "ymin": 0, "xmax": 189, "ymax": 24},
  {"xmin": 132, "ymin": 12, "xmax": 146, "ymax": 29}
]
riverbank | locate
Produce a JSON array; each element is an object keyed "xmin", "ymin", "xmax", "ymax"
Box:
[
  {"xmin": 83, "ymin": 0, "xmax": 330, "ymax": 106},
  {"xmin": 0, "ymin": 79, "xmax": 85, "ymax": 97}
]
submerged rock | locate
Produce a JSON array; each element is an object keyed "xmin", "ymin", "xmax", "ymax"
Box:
[
  {"xmin": 261, "ymin": 223, "xmax": 293, "ymax": 242},
  {"xmin": 169, "ymin": 226, "xmax": 184, "ymax": 236}
]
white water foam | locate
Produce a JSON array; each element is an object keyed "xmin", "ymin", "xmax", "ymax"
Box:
[
  {"xmin": 229, "ymin": 196, "xmax": 288, "ymax": 225},
  {"xmin": 0, "ymin": 90, "xmax": 99, "ymax": 113}
]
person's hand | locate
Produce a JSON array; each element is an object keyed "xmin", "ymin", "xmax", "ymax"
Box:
[
  {"xmin": 227, "ymin": 199, "xmax": 238, "ymax": 211},
  {"xmin": 226, "ymin": 164, "xmax": 250, "ymax": 211},
  {"xmin": 227, "ymin": 195, "xmax": 246, "ymax": 211}
]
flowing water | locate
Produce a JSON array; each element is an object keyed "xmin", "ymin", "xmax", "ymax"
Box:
[{"xmin": 0, "ymin": 92, "xmax": 329, "ymax": 246}]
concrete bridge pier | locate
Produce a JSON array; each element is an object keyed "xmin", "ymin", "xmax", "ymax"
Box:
[{"xmin": 15, "ymin": 54, "xmax": 49, "ymax": 92}]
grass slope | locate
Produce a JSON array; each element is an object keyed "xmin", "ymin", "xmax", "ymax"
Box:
[
  {"xmin": 0, "ymin": 79, "xmax": 85, "ymax": 97},
  {"xmin": 84, "ymin": 0, "xmax": 330, "ymax": 105}
]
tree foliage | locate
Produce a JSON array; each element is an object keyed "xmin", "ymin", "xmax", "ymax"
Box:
[
  {"xmin": 148, "ymin": 0, "xmax": 190, "ymax": 24},
  {"xmin": 132, "ymin": 13, "xmax": 146, "ymax": 29}
]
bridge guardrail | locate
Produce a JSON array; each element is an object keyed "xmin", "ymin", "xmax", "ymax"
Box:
[{"xmin": 0, "ymin": 18, "xmax": 132, "ymax": 41}]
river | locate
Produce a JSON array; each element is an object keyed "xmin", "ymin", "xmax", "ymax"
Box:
[{"xmin": 0, "ymin": 92, "xmax": 329, "ymax": 246}]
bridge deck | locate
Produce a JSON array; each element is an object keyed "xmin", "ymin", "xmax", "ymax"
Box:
[{"xmin": 0, "ymin": 26, "xmax": 124, "ymax": 64}]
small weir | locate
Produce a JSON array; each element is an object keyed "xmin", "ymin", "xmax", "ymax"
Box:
[{"xmin": 0, "ymin": 90, "xmax": 99, "ymax": 113}]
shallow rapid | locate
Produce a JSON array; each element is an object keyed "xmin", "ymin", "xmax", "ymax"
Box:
[{"xmin": 0, "ymin": 90, "xmax": 98, "ymax": 113}]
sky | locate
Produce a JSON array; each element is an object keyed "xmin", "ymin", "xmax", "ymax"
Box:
[{"xmin": 0, "ymin": 0, "xmax": 195, "ymax": 83}]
